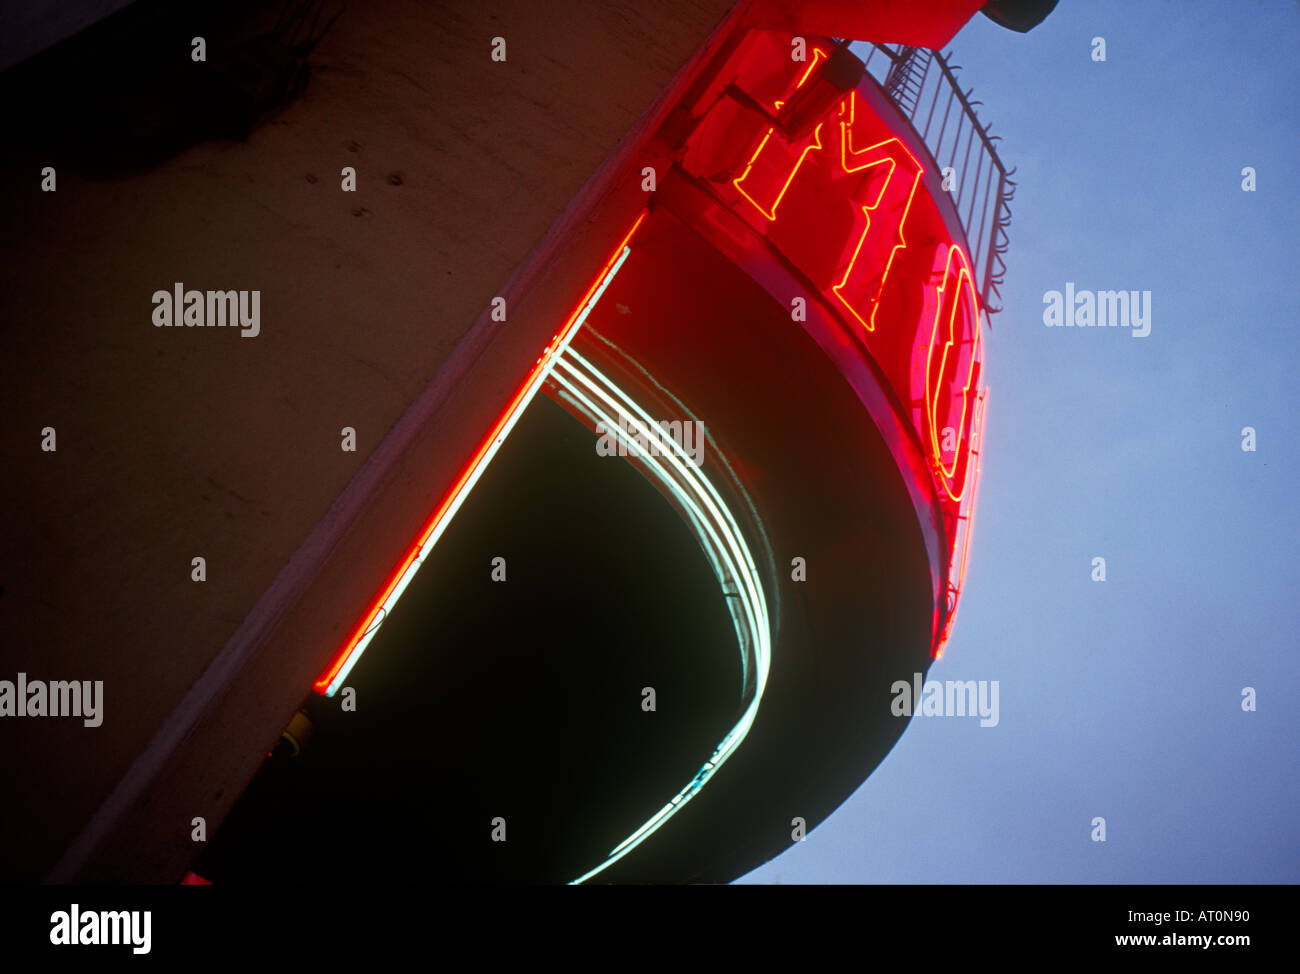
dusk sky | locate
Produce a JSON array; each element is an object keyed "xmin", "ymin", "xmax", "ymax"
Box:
[{"xmin": 739, "ymin": 0, "xmax": 1299, "ymax": 884}]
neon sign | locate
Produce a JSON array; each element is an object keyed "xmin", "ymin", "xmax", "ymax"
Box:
[
  {"xmin": 318, "ymin": 33, "xmax": 994, "ymax": 700},
  {"xmin": 832, "ymin": 94, "xmax": 924, "ymax": 334},
  {"xmin": 731, "ymin": 47, "xmax": 829, "ymax": 221},
  {"xmin": 699, "ymin": 38, "xmax": 990, "ymax": 653},
  {"xmin": 924, "ymin": 243, "xmax": 982, "ymax": 503}
]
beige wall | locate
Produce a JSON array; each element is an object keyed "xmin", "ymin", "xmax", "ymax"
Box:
[{"xmin": 0, "ymin": 0, "xmax": 738, "ymax": 881}]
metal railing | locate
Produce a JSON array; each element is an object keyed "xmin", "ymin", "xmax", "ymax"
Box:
[{"xmin": 859, "ymin": 43, "xmax": 1015, "ymax": 318}]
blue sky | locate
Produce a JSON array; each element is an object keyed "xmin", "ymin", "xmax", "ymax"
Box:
[{"xmin": 738, "ymin": 0, "xmax": 1299, "ymax": 884}]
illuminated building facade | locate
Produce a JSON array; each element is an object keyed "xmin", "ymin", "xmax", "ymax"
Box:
[
  {"xmin": 1, "ymin": 0, "xmax": 1054, "ymax": 884},
  {"xmin": 244, "ymin": 6, "xmax": 1050, "ymax": 884}
]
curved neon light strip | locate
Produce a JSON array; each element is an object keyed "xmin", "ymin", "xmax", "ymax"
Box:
[
  {"xmin": 555, "ymin": 349, "xmax": 768, "ymax": 701},
  {"xmin": 313, "ymin": 213, "xmax": 646, "ymax": 696},
  {"xmin": 936, "ymin": 386, "xmax": 987, "ymax": 659},
  {"xmin": 924, "ymin": 243, "xmax": 982, "ymax": 502},
  {"xmin": 552, "ymin": 348, "xmax": 771, "ymax": 885},
  {"xmin": 951, "ymin": 386, "xmax": 987, "ymax": 599}
]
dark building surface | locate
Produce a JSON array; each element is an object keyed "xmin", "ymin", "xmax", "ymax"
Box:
[{"xmin": 0, "ymin": 0, "xmax": 738, "ymax": 882}]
